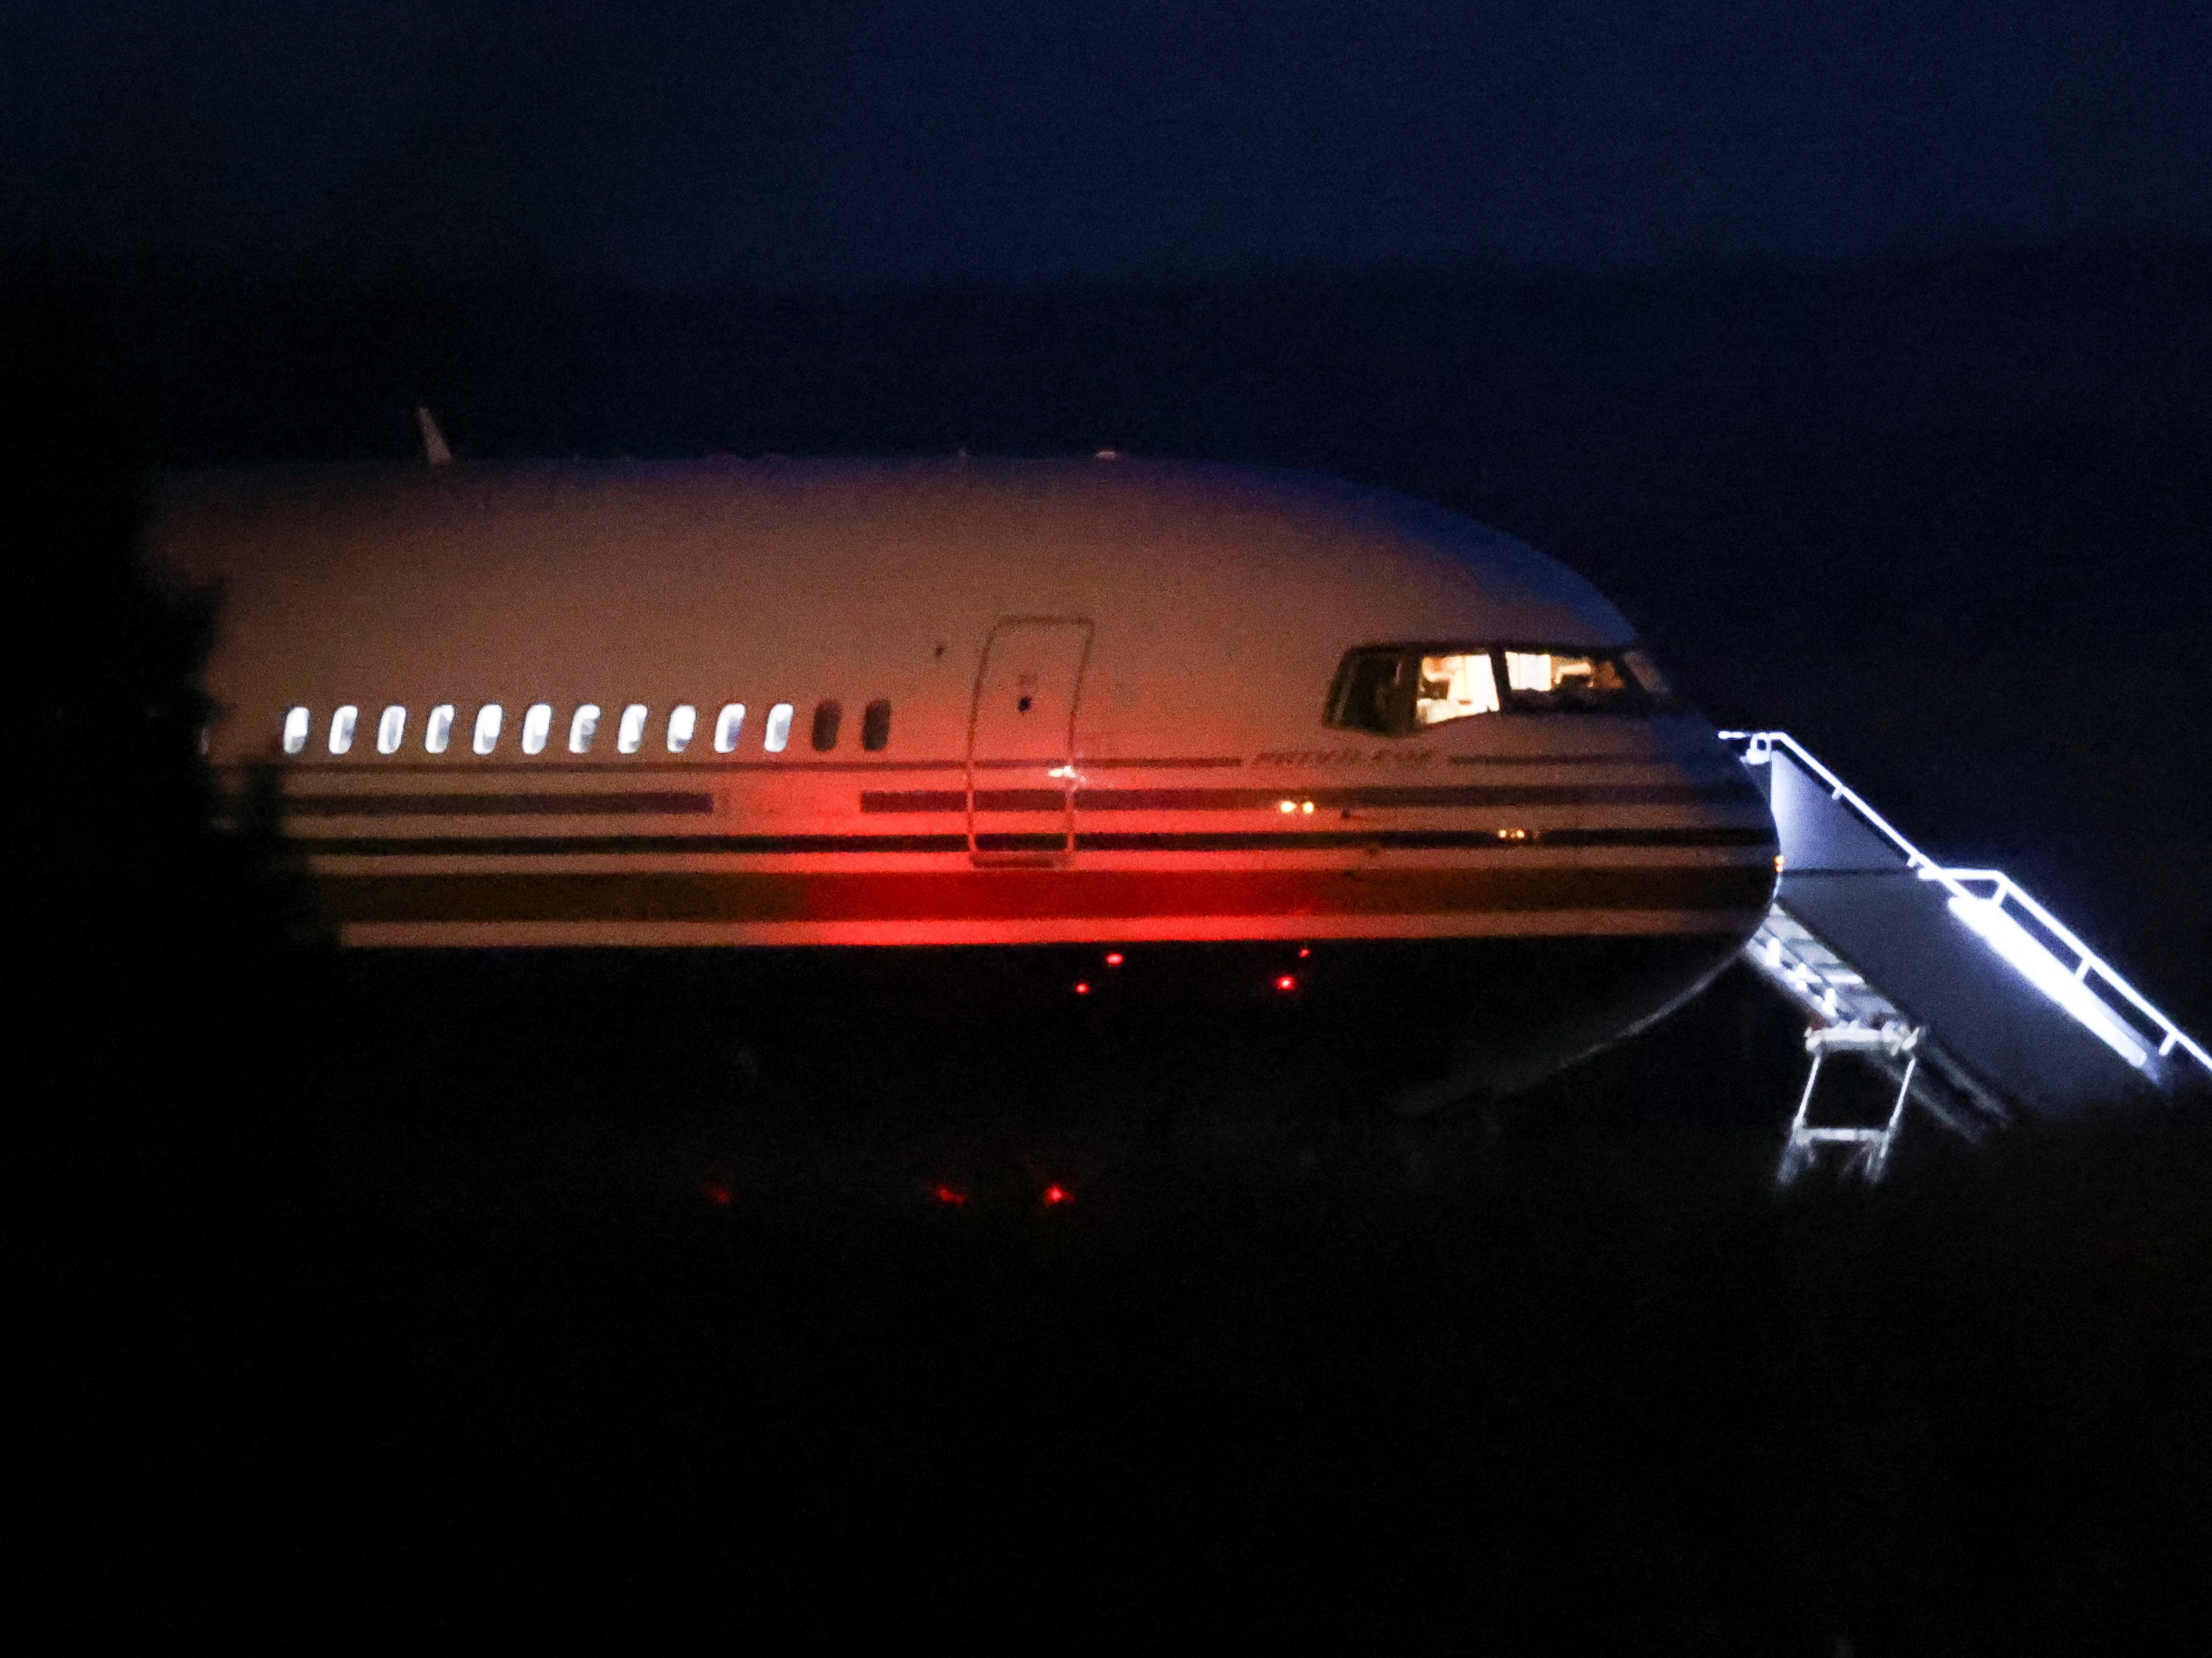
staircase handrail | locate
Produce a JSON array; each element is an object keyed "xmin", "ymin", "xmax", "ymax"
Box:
[{"xmin": 1719, "ymin": 730, "xmax": 2210, "ymax": 1078}]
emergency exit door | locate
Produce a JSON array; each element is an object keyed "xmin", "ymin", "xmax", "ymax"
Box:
[{"xmin": 967, "ymin": 617, "xmax": 1093, "ymax": 863}]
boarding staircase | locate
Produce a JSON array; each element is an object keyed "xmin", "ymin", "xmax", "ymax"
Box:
[{"xmin": 1719, "ymin": 733, "xmax": 2211, "ymax": 1185}]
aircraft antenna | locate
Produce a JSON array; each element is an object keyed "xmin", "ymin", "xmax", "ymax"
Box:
[{"xmin": 416, "ymin": 406, "xmax": 453, "ymax": 468}]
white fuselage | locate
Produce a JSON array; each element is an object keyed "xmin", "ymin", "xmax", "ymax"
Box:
[{"xmin": 156, "ymin": 456, "xmax": 1775, "ymax": 953}]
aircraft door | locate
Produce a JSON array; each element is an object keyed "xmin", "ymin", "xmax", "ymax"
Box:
[{"xmin": 967, "ymin": 617, "xmax": 1094, "ymax": 864}]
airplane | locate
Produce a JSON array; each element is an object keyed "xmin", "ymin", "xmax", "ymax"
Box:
[{"xmin": 153, "ymin": 452, "xmax": 1778, "ymax": 1099}]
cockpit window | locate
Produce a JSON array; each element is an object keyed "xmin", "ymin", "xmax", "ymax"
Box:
[
  {"xmin": 1417, "ymin": 653, "xmax": 1500, "ymax": 725},
  {"xmin": 1326, "ymin": 647, "xmax": 1417, "ymax": 737},
  {"xmin": 1327, "ymin": 643, "xmax": 1663, "ymax": 735},
  {"xmin": 1501, "ymin": 650, "xmax": 1635, "ymax": 711},
  {"xmin": 1621, "ymin": 648, "xmax": 1670, "ymax": 699}
]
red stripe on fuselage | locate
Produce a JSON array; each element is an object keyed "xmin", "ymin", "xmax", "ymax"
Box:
[{"xmin": 316, "ymin": 863, "xmax": 1775, "ymax": 926}]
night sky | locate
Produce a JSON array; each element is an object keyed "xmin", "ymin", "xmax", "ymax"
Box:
[{"xmin": 7, "ymin": 0, "xmax": 2210, "ymax": 285}]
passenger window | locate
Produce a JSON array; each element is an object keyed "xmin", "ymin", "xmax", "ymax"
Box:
[
  {"xmin": 862, "ymin": 699, "xmax": 892, "ymax": 752},
  {"xmin": 570, "ymin": 704, "xmax": 601, "ymax": 754},
  {"xmin": 617, "ymin": 704, "xmax": 647, "ymax": 755},
  {"xmin": 811, "ymin": 699, "xmax": 842, "ymax": 751},
  {"xmin": 426, "ymin": 704, "xmax": 456, "ymax": 754},
  {"xmin": 668, "ymin": 704, "xmax": 697, "ymax": 753},
  {"xmin": 329, "ymin": 705, "xmax": 358, "ymax": 755},
  {"xmin": 377, "ymin": 706, "xmax": 407, "ymax": 755},
  {"xmin": 764, "ymin": 702, "xmax": 794, "ymax": 753},
  {"xmin": 713, "ymin": 703, "xmax": 746, "ymax": 753},
  {"xmin": 522, "ymin": 702, "xmax": 552, "ymax": 755},
  {"xmin": 282, "ymin": 707, "xmax": 310, "ymax": 755},
  {"xmin": 1416, "ymin": 653, "xmax": 1499, "ymax": 725},
  {"xmin": 473, "ymin": 704, "xmax": 503, "ymax": 755}
]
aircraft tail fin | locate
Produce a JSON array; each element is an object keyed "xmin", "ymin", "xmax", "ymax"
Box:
[{"xmin": 416, "ymin": 407, "xmax": 453, "ymax": 467}]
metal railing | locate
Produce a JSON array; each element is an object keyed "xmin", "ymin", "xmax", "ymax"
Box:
[{"xmin": 1720, "ymin": 730, "xmax": 2211, "ymax": 1080}]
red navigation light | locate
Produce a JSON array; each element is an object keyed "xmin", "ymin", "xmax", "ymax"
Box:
[
  {"xmin": 933, "ymin": 1184, "xmax": 968, "ymax": 1208},
  {"xmin": 1275, "ymin": 975, "xmax": 1296, "ymax": 993},
  {"xmin": 1298, "ymin": 947, "xmax": 1311, "ymax": 958},
  {"xmin": 1042, "ymin": 1184, "xmax": 1068, "ymax": 1206},
  {"xmin": 1074, "ymin": 981, "xmax": 1091, "ymax": 995},
  {"xmin": 703, "ymin": 1181, "xmax": 733, "ymax": 1208},
  {"xmin": 1104, "ymin": 952, "xmax": 1124, "ymax": 966}
]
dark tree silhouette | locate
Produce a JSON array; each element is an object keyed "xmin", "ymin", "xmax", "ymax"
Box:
[{"xmin": 8, "ymin": 295, "xmax": 326, "ymax": 1628}]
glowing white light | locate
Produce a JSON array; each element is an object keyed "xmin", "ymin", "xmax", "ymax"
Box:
[
  {"xmin": 473, "ymin": 704, "xmax": 503, "ymax": 755},
  {"xmin": 1723, "ymin": 729, "xmax": 2208, "ymax": 1081},
  {"xmin": 426, "ymin": 704, "xmax": 455, "ymax": 754},
  {"xmin": 764, "ymin": 702, "xmax": 794, "ymax": 753},
  {"xmin": 569, "ymin": 704, "xmax": 600, "ymax": 754},
  {"xmin": 521, "ymin": 702, "xmax": 552, "ymax": 755},
  {"xmin": 617, "ymin": 704, "xmax": 647, "ymax": 755},
  {"xmin": 281, "ymin": 707, "xmax": 309, "ymax": 755},
  {"xmin": 1417, "ymin": 652, "xmax": 1500, "ymax": 723},
  {"xmin": 667, "ymin": 704, "xmax": 696, "ymax": 753},
  {"xmin": 1947, "ymin": 895, "xmax": 2151, "ymax": 1069},
  {"xmin": 1504, "ymin": 651, "xmax": 1554, "ymax": 693},
  {"xmin": 713, "ymin": 703, "xmax": 746, "ymax": 753},
  {"xmin": 377, "ymin": 705, "xmax": 406, "ymax": 755},
  {"xmin": 329, "ymin": 705, "xmax": 358, "ymax": 755}
]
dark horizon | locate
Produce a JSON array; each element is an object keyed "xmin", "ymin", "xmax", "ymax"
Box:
[{"xmin": 41, "ymin": 227, "xmax": 2209, "ymax": 460}]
